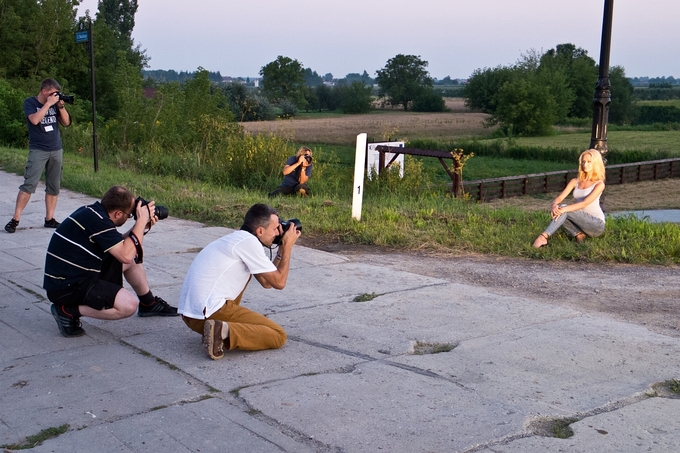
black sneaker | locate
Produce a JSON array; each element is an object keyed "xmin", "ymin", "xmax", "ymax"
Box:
[
  {"xmin": 5, "ymin": 218, "xmax": 19, "ymax": 233},
  {"xmin": 51, "ymin": 304, "xmax": 85, "ymax": 337},
  {"xmin": 44, "ymin": 218, "xmax": 60, "ymax": 228},
  {"xmin": 138, "ymin": 296, "xmax": 179, "ymax": 317}
]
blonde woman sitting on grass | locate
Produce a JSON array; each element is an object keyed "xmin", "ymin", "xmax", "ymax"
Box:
[{"xmin": 532, "ymin": 149, "xmax": 606, "ymax": 248}]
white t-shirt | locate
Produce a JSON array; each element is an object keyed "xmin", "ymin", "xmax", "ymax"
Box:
[{"xmin": 178, "ymin": 230, "xmax": 277, "ymax": 319}]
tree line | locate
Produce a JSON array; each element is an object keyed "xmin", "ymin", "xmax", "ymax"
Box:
[
  {"xmin": 0, "ymin": 1, "xmax": 674, "ymax": 152},
  {"xmin": 462, "ymin": 44, "xmax": 635, "ymax": 136}
]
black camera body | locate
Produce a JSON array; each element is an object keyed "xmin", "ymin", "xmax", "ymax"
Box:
[
  {"xmin": 273, "ymin": 218, "xmax": 301, "ymax": 245},
  {"xmin": 303, "ymin": 155, "xmax": 312, "ymax": 164},
  {"xmin": 56, "ymin": 92, "xmax": 75, "ymax": 104},
  {"xmin": 133, "ymin": 197, "xmax": 169, "ymax": 220}
]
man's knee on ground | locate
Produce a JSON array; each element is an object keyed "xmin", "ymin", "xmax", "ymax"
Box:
[
  {"xmin": 113, "ymin": 290, "xmax": 139, "ymax": 318},
  {"xmin": 272, "ymin": 329, "xmax": 287, "ymax": 349}
]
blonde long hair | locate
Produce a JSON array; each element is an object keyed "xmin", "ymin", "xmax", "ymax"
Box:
[
  {"xmin": 295, "ymin": 146, "xmax": 312, "ymax": 159},
  {"xmin": 578, "ymin": 149, "xmax": 605, "ymax": 182}
]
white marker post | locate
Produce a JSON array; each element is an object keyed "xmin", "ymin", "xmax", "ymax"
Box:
[{"xmin": 351, "ymin": 133, "xmax": 367, "ymax": 221}]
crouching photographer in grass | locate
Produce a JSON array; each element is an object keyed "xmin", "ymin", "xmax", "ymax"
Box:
[
  {"xmin": 44, "ymin": 186, "xmax": 177, "ymax": 338},
  {"xmin": 269, "ymin": 146, "xmax": 313, "ymax": 197},
  {"xmin": 179, "ymin": 203, "xmax": 301, "ymax": 360}
]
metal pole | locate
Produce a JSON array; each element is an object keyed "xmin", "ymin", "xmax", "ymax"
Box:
[
  {"xmin": 589, "ymin": 0, "xmax": 614, "ymax": 157},
  {"xmin": 89, "ymin": 21, "xmax": 99, "ymax": 172}
]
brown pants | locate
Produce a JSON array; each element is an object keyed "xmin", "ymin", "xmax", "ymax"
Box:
[{"xmin": 182, "ymin": 281, "xmax": 286, "ymax": 351}]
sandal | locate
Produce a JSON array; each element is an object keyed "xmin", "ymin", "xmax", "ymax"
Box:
[{"xmin": 532, "ymin": 232, "xmax": 549, "ymax": 248}]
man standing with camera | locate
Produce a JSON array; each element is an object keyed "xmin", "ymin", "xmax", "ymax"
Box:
[
  {"xmin": 5, "ymin": 79, "xmax": 72, "ymax": 234},
  {"xmin": 178, "ymin": 204, "xmax": 301, "ymax": 360},
  {"xmin": 268, "ymin": 146, "xmax": 313, "ymax": 197},
  {"xmin": 44, "ymin": 186, "xmax": 178, "ymax": 337}
]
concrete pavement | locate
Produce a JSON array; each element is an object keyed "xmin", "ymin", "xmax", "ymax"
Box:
[{"xmin": 0, "ymin": 169, "xmax": 678, "ymax": 452}]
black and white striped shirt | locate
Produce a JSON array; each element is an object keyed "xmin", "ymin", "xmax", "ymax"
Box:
[{"xmin": 43, "ymin": 202, "xmax": 123, "ymax": 291}]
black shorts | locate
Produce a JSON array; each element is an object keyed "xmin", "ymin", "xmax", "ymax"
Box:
[{"xmin": 46, "ymin": 255, "xmax": 123, "ymax": 311}]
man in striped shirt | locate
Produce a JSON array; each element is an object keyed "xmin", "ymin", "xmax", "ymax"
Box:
[{"xmin": 44, "ymin": 186, "xmax": 177, "ymax": 337}]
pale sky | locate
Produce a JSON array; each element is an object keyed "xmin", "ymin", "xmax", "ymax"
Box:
[{"xmin": 78, "ymin": 0, "xmax": 679, "ymax": 79}]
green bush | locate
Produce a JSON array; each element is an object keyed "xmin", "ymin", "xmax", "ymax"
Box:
[
  {"xmin": 0, "ymin": 79, "xmax": 28, "ymax": 147},
  {"xmin": 222, "ymin": 82, "xmax": 275, "ymax": 121},
  {"xmin": 632, "ymin": 104, "xmax": 680, "ymax": 125},
  {"xmin": 278, "ymin": 99, "xmax": 298, "ymax": 118},
  {"xmin": 339, "ymin": 82, "xmax": 373, "ymax": 114},
  {"xmin": 412, "ymin": 88, "xmax": 447, "ymax": 112}
]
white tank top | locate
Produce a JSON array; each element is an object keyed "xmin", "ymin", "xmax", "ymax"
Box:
[{"xmin": 573, "ymin": 181, "xmax": 605, "ymax": 222}]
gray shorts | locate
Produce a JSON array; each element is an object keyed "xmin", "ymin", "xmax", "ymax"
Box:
[{"xmin": 19, "ymin": 148, "xmax": 63, "ymax": 195}]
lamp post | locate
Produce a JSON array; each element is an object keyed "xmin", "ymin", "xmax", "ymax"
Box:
[
  {"xmin": 589, "ymin": 0, "xmax": 614, "ymax": 158},
  {"xmin": 75, "ymin": 21, "xmax": 98, "ymax": 172}
]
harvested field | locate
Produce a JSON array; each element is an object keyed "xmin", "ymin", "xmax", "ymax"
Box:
[{"xmin": 241, "ymin": 98, "xmax": 493, "ymax": 145}]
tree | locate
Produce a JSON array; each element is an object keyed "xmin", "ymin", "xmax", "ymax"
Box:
[
  {"xmin": 465, "ymin": 51, "xmax": 572, "ymax": 136},
  {"xmin": 0, "ymin": 79, "xmax": 28, "ymax": 146},
  {"xmin": 376, "ymin": 54, "xmax": 434, "ymax": 111},
  {"xmin": 412, "ymin": 88, "xmax": 446, "ymax": 112},
  {"xmin": 259, "ymin": 56, "xmax": 306, "ymax": 108},
  {"xmin": 338, "ymin": 81, "xmax": 373, "ymax": 114},
  {"xmin": 92, "ymin": 0, "xmax": 147, "ymax": 119},
  {"xmin": 304, "ymin": 68, "xmax": 323, "ymax": 87},
  {"xmin": 462, "ymin": 65, "xmax": 515, "ymax": 113},
  {"xmin": 608, "ymin": 65, "xmax": 635, "ymax": 124},
  {"xmin": 0, "ymin": 0, "xmax": 87, "ymax": 86},
  {"xmin": 315, "ymin": 84, "xmax": 341, "ymax": 111},
  {"xmin": 539, "ymin": 44, "xmax": 597, "ymax": 118}
]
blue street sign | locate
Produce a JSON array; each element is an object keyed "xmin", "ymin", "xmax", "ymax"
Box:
[{"xmin": 75, "ymin": 30, "xmax": 89, "ymax": 43}]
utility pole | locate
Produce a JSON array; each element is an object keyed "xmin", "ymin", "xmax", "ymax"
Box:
[{"xmin": 589, "ymin": 0, "xmax": 614, "ymax": 158}]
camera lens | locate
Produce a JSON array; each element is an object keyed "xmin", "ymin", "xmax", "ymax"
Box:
[
  {"xmin": 273, "ymin": 218, "xmax": 302, "ymax": 245},
  {"xmin": 154, "ymin": 205, "xmax": 169, "ymax": 220},
  {"xmin": 132, "ymin": 197, "xmax": 168, "ymax": 220},
  {"xmin": 57, "ymin": 92, "xmax": 75, "ymax": 104}
]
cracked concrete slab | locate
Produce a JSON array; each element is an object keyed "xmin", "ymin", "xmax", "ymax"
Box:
[{"xmin": 0, "ymin": 170, "xmax": 679, "ymax": 452}]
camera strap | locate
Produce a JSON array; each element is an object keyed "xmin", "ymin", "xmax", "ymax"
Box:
[{"xmin": 129, "ymin": 232, "xmax": 144, "ymax": 264}]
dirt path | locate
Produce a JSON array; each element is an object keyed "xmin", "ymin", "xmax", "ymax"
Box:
[{"xmin": 321, "ymin": 247, "xmax": 680, "ymax": 340}]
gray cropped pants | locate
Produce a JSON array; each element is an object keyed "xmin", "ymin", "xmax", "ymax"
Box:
[{"xmin": 544, "ymin": 209, "xmax": 605, "ymax": 238}]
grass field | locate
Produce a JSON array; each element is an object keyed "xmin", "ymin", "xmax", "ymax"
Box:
[
  {"xmin": 3, "ymin": 101, "xmax": 679, "ymax": 265},
  {"xmin": 500, "ymin": 130, "xmax": 680, "ymax": 152},
  {"xmin": 242, "ymin": 99, "xmax": 490, "ymax": 145},
  {"xmin": 637, "ymin": 99, "xmax": 680, "ymax": 108}
]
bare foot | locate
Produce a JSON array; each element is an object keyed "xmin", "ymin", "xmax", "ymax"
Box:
[
  {"xmin": 575, "ymin": 232, "xmax": 587, "ymax": 243},
  {"xmin": 532, "ymin": 233, "xmax": 549, "ymax": 248}
]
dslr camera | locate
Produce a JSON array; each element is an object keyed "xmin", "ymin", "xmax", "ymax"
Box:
[
  {"xmin": 273, "ymin": 217, "xmax": 302, "ymax": 245},
  {"xmin": 133, "ymin": 197, "xmax": 169, "ymax": 220},
  {"xmin": 303, "ymin": 155, "xmax": 312, "ymax": 164},
  {"xmin": 56, "ymin": 92, "xmax": 75, "ymax": 104}
]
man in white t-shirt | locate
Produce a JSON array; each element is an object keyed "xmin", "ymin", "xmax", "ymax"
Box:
[{"xmin": 178, "ymin": 204, "xmax": 301, "ymax": 360}]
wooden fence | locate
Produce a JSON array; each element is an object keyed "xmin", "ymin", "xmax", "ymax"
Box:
[{"xmin": 462, "ymin": 157, "xmax": 680, "ymax": 202}]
